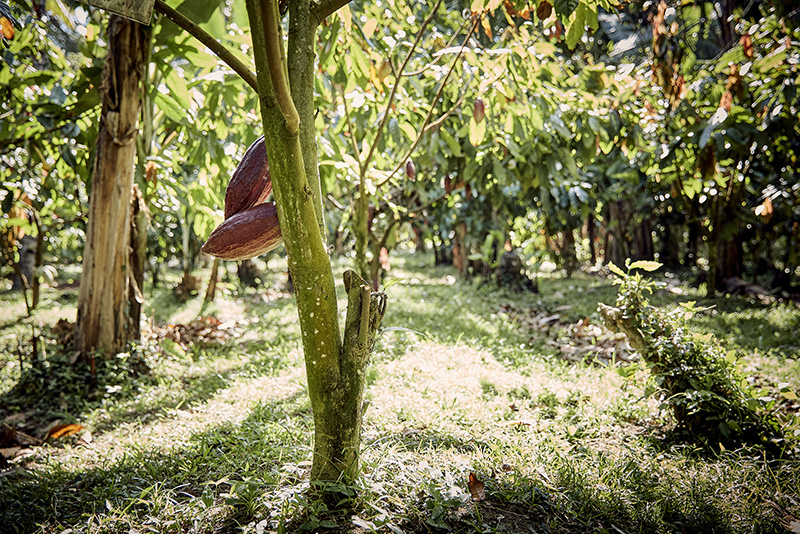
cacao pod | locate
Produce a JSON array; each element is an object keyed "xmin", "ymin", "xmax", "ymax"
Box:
[
  {"xmin": 406, "ymin": 159, "xmax": 416, "ymax": 180},
  {"xmin": 473, "ymin": 98, "xmax": 485, "ymax": 124},
  {"xmin": 225, "ymin": 136, "xmax": 272, "ymax": 219},
  {"xmin": 202, "ymin": 202, "xmax": 282, "ymax": 261},
  {"xmin": 536, "ymin": 0, "xmax": 552, "ymax": 21}
]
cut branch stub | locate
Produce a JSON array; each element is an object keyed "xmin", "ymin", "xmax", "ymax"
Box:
[
  {"xmin": 225, "ymin": 136, "xmax": 273, "ymax": 219},
  {"xmin": 597, "ymin": 303, "xmax": 648, "ymax": 352},
  {"xmin": 202, "ymin": 202, "xmax": 282, "ymax": 260}
]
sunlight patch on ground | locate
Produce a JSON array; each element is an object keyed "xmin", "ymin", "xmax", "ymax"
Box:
[
  {"xmin": 366, "ymin": 341, "xmax": 636, "ymax": 451},
  {"xmin": 61, "ymin": 353, "xmax": 306, "ymax": 464}
]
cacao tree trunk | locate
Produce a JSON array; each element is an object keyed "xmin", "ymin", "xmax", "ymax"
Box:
[
  {"xmin": 75, "ymin": 16, "xmax": 147, "ymax": 360},
  {"xmin": 353, "ymin": 186, "xmax": 370, "ymax": 281},
  {"xmin": 632, "ymin": 217, "xmax": 654, "ymax": 261},
  {"xmin": 247, "ymin": 0, "xmax": 386, "ymax": 485},
  {"xmin": 586, "ymin": 214, "xmax": 596, "ymax": 266},
  {"xmin": 204, "ymin": 257, "xmax": 221, "ymax": 304},
  {"xmin": 31, "ymin": 213, "xmax": 44, "ymax": 309},
  {"xmin": 128, "ymin": 184, "xmax": 149, "ymax": 341}
]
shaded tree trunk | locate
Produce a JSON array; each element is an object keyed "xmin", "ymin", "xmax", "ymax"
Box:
[
  {"xmin": 75, "ymin": 16, "xmax": 148, "ymax": 360},
  {"xmin": 128, "ymin": 184, "xmax": 149, "ymax": 341},
  {"xmin": 632, "ymin": 218, "xmax": 654, "ymax": 261},
  {"xmin": 31, "ymin": 213, "xmax": 44, "ymax": 309},
  {"xmin": 204, "ymin": 257, "xmax": 221, "ymax": 304},
  {"xmin": 246, "ymin": 0, "xmax": 386, "ymax": 485},
  {"xmin": 586, "ymin": 214, "xmax": 597, "ymax": 266},
  {"xmin": 11, "ymin": 235, "xmax": 35, "ymax": 292}
]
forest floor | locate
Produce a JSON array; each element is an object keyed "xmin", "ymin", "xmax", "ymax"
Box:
[{"xmin": 0, "ymin": 254, "xmax": 799, "ymax": 534}]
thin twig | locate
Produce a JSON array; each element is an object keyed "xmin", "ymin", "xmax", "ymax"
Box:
[
  {"xmin": 361, "ymin": 0, "xmax": 446, "ymax": 171},
  {"xmin": 341, "ymin": 89, "xmax": 364, "ymax": 175},
  {"xmin": 401, "ymin": 19, "xmax": 470, "ymax": 76},
  {"xmin": 154, "ymin": 0, "xmax": 258, "ymax": 93},
  {"xmin": 376, "ymin": 18, "xmax": 479, "ymax": 189}
]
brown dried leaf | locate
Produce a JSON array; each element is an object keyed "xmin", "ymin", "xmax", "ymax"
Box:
[
  {"xmin": 0, "ymin": 447, "xmax": 20, "ymax": 459},
  {"xmin": 0, "ymin": 17, "xmax": 14, "ymax": 40},
  {"xmin": 720, "ymin": 90, "xmax": 733, "ymax": 112},
  {"xmin": 740, "ymin": 33, "xmax": 753, "ymax": 59},
  {"xmin": 44, "ymin": 423, "xmax": 85, "ymax": 441},
  {"xmin": 468, "ymin": 472, "xmax": 486, "ymax": 501}
]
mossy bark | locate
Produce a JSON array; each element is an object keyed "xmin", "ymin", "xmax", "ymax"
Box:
[{"xmin": 246, "ymin": 0, "xmax": 385, "ymax": 484}]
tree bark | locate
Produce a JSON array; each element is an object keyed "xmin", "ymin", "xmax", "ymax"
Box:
[
  {"xmin": 128, "ymin": 184, "xmax": 149, "ymax": 341},
  {"xmin": 247, "ymin": 0, "xmax": 386, "ymax": 485},
  {"xmin": 75, "ymin": 16, "xmax": 147, "ymax": 359},
  {"xmin": 204, "ymin": 257, "xmax": 221, "ymax": 304}
]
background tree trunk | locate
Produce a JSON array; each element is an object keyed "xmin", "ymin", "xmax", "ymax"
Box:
[
  {"xmin": 204, "ymin": 257, "xmax": 221, "ymax": 304},
  {"xmin": 128, "ymin": 184, "xmax": 149, "ymax": 341},
  {"xmin": 75, "ymin": 16, "xmax": 147, "ymax": 360}
]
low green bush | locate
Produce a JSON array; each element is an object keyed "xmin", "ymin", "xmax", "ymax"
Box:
[{"xmin": 599, "ymin": 260, "xmax": 789, "ymax": 451}]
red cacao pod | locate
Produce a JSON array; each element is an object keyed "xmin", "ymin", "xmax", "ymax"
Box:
[
  {"xmin": 406, "ymin": 159, "xmax": 416, "ymax": 180},
  {"xmin": 225, "ymin": 136, "xmax": 272, "ymax": 219},
  {"xmin": 473, "ymin": 98, "xmax": 486, "ymax": 124},
  {"xmin": 202, "ymin": 202, "xmax": 282, "ymax": 261}
]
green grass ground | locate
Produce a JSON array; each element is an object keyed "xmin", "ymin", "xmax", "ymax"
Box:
[{"xmin": 0, "ymin": 254, "xmax": 798, "ymax": 534}]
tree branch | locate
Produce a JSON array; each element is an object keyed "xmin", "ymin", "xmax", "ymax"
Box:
[
  {"xmin": 312, "ymin": 0, "xmax": 353, "ymax": 25},
  {"xmin": 401, "ymin": 20, "xmax": 469, "ymax": 77},
  {"xmin": 257, "ymin": 0, "xmax": 300, "ymax": 135},
  {"xmin": 341, "ymin": 88, "xmax": 364, "ymax": 175},
  {"xmin": 376, "ymin": 19, "xmax": 479, "ymax": 189},
  {"xmin": 154, "ymin": 0, "xmax": 258, "ymax": 93},
  {"xmin": 361, "ymin": 0, "xmax": 445, "ymax": 171}
]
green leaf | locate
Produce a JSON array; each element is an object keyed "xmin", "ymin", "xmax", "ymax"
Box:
[
  {"xmin": 440, "ymin": 129, "xmax": 462, "ymax": 156},
  {"xmin": 608, "ymin": 262, "xmax": 626, "ymax": 277},
  {"xmin": 155, "ymin": 92, "xmax": 189, "ymax": 124},
  {"xmin": 565, "ymin": 4, "xmax": 586, "ymax": 49},
  {"xmin": 628, "ymin": 260, "xmax": 662, "ymax": 272},
  {"xmin": 553, "ymin": 0, "xmax": 578, "ymax": 18},
  {"xmin": 469, "ymin": 118, "xmax": 486, "ymax": 146},
  {"xmin": 399, "ymin": 122, "xmax": 418, "ymax": 141},
  {"xmin": 165, "ymin": 69, "xmax": 192, "ymax": 110}
]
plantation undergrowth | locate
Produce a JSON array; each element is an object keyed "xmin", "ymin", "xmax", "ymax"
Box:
[{"xmin": 0, "ymin": 254, "xmax": 799, "ymax": 533}]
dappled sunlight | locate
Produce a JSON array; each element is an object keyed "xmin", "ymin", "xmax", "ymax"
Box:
[{"xmin": 71, "ymin": 358, "xmax": 306, "ymax": 463}]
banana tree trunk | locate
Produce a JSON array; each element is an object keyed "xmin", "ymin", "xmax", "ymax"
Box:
[{"xmin": 75, "ymin": 16, "xmax": 148, "ymax": 360}]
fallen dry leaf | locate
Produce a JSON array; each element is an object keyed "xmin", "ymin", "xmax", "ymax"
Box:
[
  {"xmin": 44, "ymin": 423, "xmax": 86, "ymax": 441},
  {"xmin": 467, "ymin": 472, "xmax": 485, "ymax": 501},
  {"xmin": 0, "ymin": 17, "xmax": 14, "ymax": 40}
]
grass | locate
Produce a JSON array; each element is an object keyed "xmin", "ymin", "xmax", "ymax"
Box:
[{"xmin": 0, "ymin": 253, "xmax": 799, "ymax": 533}]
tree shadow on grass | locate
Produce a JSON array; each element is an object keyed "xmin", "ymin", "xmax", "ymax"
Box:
[
  {"xmin": 0, "ymin": 309, "xmax": 299, "ymax": 441},
  {"xmin": 383, "ymin": 281, "xmax": 527, "ymax": 347},
  {"xmin": 0, "ymin": 391, "xmax": 311, "ymax": 534},
  {"xmin": 0, "ymin": 401, "xmax": 793, "ymax": 534}
]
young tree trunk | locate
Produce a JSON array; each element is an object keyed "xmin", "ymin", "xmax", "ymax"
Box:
[
  {"xmin": 632, "ymin": 217, "xmax": 654, "ymax": 261},
  {"xmin": 247, "ymin": 0, "xmax": 386, "ymax": 485},
  {"xmin": 586, "ymin": 214, "xmax": 596, "ymax": 266},
  {"xmin": 75, "ymin": 16, "xmax": 147, "ymax": 359},
  {"xmin": 354, "ymin": 187, "xmax": 371, "ymax": 281},
  {"xmin": 11, "ymin": 235, "xmax": 35, "ymax": 292},
  {"xmin": 31, "ymin": 213, "xmax": 44, "ymax": 309},
  {"xmin": 204, "ymin": 257, "xmax": 221, "ymax": 304},
  {"xmin": 128, "ymin": 184, "xmax": 149, "ymax": 341}
]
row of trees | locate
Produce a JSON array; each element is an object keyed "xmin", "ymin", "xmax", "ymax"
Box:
[{"xmin": 1, "ymin": 0, "xmax": 798, "ymax": 484}]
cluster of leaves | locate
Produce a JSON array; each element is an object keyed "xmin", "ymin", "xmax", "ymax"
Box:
[{"xmin": 606, "ymin": 260, "xmax": 793, "ymax": 450}]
